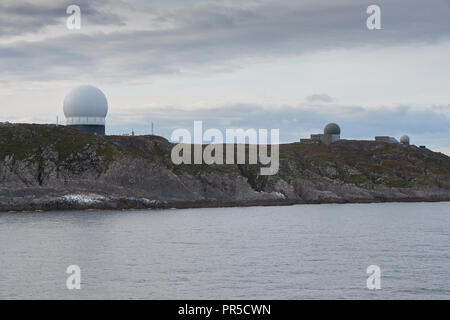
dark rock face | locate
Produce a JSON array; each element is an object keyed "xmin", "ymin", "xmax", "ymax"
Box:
[{"xmin": 1, "ymin": 124, "xmax": 449, "ymax": 211}]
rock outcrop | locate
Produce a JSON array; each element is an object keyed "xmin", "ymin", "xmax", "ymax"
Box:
[{"xmin": 1, "ymin": 123, "xmax": 449, "ymax": 211}]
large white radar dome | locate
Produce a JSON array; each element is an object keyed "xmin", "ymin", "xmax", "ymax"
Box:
[{"xmin": 64, "ymin": 85, "xmax": 108, "ymax": 120}]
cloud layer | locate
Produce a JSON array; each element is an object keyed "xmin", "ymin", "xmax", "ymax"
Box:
[{"xmin": 1, "ymin": 0, "xmax": 449, "ymax": 83}]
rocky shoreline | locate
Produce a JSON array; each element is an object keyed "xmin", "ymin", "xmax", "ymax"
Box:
[
  {"xmin": 1, "ymin": 194, "xmax": 450, "ymax": 213},
  {"xmin": 1, "ymin": 124, "xmax": 450, "ymax": 212}
]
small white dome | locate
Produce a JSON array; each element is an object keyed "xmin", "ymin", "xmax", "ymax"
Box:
[
  {"xmin": 400, "ymin": 135, "xmax": 410, "ymax": 144},
  {"xmin": 64, "ymin": 85, "xmax": 108, "ymax": 118}
]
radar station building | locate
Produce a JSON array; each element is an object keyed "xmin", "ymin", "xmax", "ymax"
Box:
[
  {"xmin": 300, "ymin": 123, "xmax": 341, "ymax": 145},
  {"xmin": 375, "ymin": 135, "xmax": 411, "ymax": 146},
  {"xmin": 375, "ymin": 136, "xmax": 399, "ymax": 144},
  {"xmin": 63, "ymin": 85, "xmax": 108, "ymax": 135},
  {"xmin": 299, "ymin": 122, "xmax": 416, "ymax": 148}
]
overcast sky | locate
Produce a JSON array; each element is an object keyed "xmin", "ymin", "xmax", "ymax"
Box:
[{"xmin": 1, "ymin": 0, "xmax": 449, "ymax": 154}]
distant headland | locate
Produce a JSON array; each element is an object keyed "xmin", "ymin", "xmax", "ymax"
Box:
[{"xmin": 0, "ymin": 123, "xmax": 449, "ymax": 212}]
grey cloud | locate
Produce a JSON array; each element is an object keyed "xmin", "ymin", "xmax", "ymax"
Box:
[
  {"xmin": 305, "ymin": 94, "xmax": 333, "ymax": 103},
  {"xmin": 432, "ymin": 104, "xmax": 450, "ymax": 113},
  {"xmin": 0, "ymin": 0, "xmax": 125, "ymax": 36},
  {"xmin": 1, "ymin": 0, "xmax": 449, "ymax": 82}
]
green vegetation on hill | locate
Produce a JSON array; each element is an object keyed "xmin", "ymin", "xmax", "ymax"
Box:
[
  {"xmin": 279, "ymin": 140, "xmax": 450, "ymax": 188},
  {"xmin": 0, "ymin": 123, "xmax": 112, "ymax": 163}
]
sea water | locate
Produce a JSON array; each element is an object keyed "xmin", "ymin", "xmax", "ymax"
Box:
[{"xmin": 0, "ymin": 202, "xmax": 449, "ymax": 299}]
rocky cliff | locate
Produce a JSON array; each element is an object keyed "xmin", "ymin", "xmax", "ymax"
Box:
[{"xmin": 1, "ymin": 123, "xmax": 449, "ymax": 211}]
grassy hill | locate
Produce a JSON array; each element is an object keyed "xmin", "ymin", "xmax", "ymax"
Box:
[{"xmin": 1, "ymin": 123, "xmax": 449, "ymax": 211}]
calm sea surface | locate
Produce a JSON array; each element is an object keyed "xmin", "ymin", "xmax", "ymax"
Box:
[{"xmin": 0, "ymin": 202, "xmax": 449, "ymax": 299}]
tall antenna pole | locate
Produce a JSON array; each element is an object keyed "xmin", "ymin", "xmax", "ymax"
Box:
[
  {"xmin": 56, "ymin": 116, "xmax": 59, "ymax": 125},
  {"xmin": 151, "ymin": 122, "xmax": 154, "ymax": 135}
]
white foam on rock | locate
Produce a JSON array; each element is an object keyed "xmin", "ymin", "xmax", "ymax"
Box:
[
  {"xmin": 62, "ymin": 194, "xmax": 106, "ymax": 204},
  {"xmin": 272, "ymin": 192, "xmax": 286, "ymax": 199}
]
